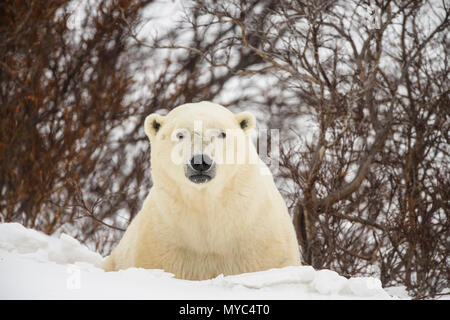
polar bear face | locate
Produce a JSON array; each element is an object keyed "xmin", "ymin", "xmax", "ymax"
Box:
[{"xmin": 144, "ymin": 101, "xmax": 256, "ymax": 190}]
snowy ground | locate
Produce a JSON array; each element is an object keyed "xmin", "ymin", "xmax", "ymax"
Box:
[{"xmin": 0, "ymin": 223, "xmax": 403, "ymax": 300}]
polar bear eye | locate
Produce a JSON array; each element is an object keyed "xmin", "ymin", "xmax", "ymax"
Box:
[
  {"xmin": 218, "ymin": 131, "xmax": 226, "ymax": 139},
  {"xmin": 176, "ymin": 132, "xmax": 185, "ymax": 140}
]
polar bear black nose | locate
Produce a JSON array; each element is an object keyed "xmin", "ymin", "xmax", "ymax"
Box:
[{"xmin": 190, "ymin": 154, "xmax": 213, "ymax": 172}]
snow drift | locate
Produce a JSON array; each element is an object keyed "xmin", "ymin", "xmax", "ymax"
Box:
[{"xmin": 0, "ymin": 223, "xmax": 394, "ymax": 299}]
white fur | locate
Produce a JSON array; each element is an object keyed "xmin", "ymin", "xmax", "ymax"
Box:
[{"xmin": 102, "ymin": 101, "xmax": 300, "ymax": 280}]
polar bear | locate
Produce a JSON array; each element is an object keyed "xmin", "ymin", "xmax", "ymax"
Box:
[{"xmin": 101, "ymin": 101, "xmax": 300, "ymax": 280}]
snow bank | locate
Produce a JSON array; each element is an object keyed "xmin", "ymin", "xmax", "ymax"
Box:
[
  {"xmin": 0, "ymin": 223, "xmax": 102, "ymax": 265},
  {"xmin": 0, "ymin": 223, "xmax": 393, "ymax": 299}
]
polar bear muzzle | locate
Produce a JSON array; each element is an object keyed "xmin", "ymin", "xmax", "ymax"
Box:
[{"xmin": 185, "ymin": 153, "xmax": 216, "ymax": 184}]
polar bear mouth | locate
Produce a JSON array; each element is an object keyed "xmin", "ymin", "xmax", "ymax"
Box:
[
  {"xmin": 188, "ymin": 174, "xmax": 213, "ymax": 184},
  {"xmin": 185, "ymin": 154, "xmax": 216, "ymax": 184}
]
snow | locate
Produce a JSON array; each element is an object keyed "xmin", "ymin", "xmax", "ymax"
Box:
[
  {"xmin": 0, "ymin": 223, "xmax": 394, "ymax": 299},
  {"xmin": 383, "ymin": 286, "xmax": 412, "ymax": 300}
]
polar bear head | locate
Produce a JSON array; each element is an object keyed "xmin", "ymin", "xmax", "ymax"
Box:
[{"xmin": 144, "ymin": 101, "xmax": 256, "ymax": 190}]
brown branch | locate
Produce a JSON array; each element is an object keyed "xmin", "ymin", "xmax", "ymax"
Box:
[
  {"xmin": 317, "ymin": 121, "xmax": 391, "ymax": 209},
  {"xmin": 328, "ymin": 211, "xmax": 386, "ymax": 231},
  {"xmin": 337, "ymin": 242, "xmax": 380, "ymax": 262}
]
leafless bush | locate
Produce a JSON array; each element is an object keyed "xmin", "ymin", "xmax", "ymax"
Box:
[
  {"xmin": 0, "ymin": 0, "xmax": 265, "ymax": 254},
  {"xmin": 0, "ymin": 0, "xmax": 156, "ymax": 252},
  {"xmin": 181, "ymin": 0, "xmax": 449, "ymax": 297}
]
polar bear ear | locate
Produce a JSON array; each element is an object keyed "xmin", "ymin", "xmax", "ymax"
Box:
[
  {"xmin": 144, "ymin": 113, "xmax": 165, "ymax": 140},
  {"xmin": 235, "ymin": 111, "xmax": 256, "ymax": 132}
]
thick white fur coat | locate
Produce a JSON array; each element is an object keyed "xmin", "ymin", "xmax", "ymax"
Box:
[{"xmin": 102, "ymin": 102, "xmax": 300, "ymax": 280}]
